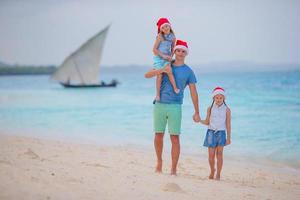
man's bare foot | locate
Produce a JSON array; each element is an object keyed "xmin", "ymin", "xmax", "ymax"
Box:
[
  {"xmin": 174, "ymin": 88, "xmax": 180, "ymax": 94},
  {"xmin": 171, "ymin": 169, "xmax": 177, "ymax": 176},
  {"xmin": 155, "ymin": 161, "xmax": 162, "ymax": 173},
  {"xmin": 209, "ymin": 169, "xmax": 215, "ymax": 179}
]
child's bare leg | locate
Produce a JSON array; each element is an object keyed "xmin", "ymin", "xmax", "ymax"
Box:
[
  {"xmin": 215, "ymin": 146, "xmax": 224, "ymax": 180},
  {"xmin": 165, "ymin": 63, "xmax": 180, "ymax": 94},
  {"xmin": 208, "ymin": 147, "xmax": 216, "ymax": 179},
  {"xmin": 155, "ymin": 74, "xmax": 162, "ymax": 101}
]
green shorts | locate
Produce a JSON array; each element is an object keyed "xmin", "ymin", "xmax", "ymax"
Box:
[{"xmin": 153, "ymin": 102, "xmax": 182, "ymax": 135}]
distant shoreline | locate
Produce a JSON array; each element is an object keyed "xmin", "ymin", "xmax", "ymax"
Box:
[
  {"xmin": 0, "ymin": 64, "xmax": 299, "ymax": 76},
  {"xmin": 0, "ymin": 66, "xmax": 56, "ymax": 75}
]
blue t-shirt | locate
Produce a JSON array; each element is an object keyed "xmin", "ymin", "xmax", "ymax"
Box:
[{"xmin": 159, "ymin": 64, "xmax": 197, "ymax": 104}]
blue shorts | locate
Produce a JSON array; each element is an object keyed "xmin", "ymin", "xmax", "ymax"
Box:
[
  {"xmin": 203, "ymin": 129, "xmax": 226, "ymax": 148},
  {"xmin": 153, "ymin": 55, "xmax": 169, "ymax": 69}
]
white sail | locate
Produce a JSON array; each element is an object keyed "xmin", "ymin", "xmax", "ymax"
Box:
[{"xmin": 51, "ymin": 25, "xmax": 110, "ymax": 85}]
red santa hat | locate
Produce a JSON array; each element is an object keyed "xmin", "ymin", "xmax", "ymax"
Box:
[
  {"xmin": 173, "ymin": 39, "xmax": 189, "ymax": 54},
  {"xmin": 212, "ymin": 87, "xmax": 225, "ymax": 98},
  {"xmin": 156, "ymin": 18, "xmax": 171, "ymax": 33}
]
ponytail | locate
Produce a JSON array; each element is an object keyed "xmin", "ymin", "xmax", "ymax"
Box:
[{"xmin": 209, "ymin": 100, "xmax": 215, "ymax": 116}]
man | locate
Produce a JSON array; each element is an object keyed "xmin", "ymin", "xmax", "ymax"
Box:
[{"xmin": 145, "ymin": 39, "xmax": 201, "ymax": 175}]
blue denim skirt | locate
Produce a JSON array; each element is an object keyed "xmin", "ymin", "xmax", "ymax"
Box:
[{"xmin": 203, "ymin": 129, "xmax": 226, "ymax": 148}]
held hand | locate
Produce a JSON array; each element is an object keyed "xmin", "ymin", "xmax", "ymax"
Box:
[
  {"xmin": 161, "ymin": 54, "xmax": 171, "ymax": 61},
  {"xmin": 165, "ymin": 55, "xmax": 172, "ymax": 61},
  {"xmin": 193, "ymin": 113, "xmax": 200, "ymax": 123},
  {"xmin": 199, "ymin": 119, "xmax": 206, "ymax": 125},
  {"xmin": 226, "ymin": 138, "xmax": 231, "ymax": 146}
]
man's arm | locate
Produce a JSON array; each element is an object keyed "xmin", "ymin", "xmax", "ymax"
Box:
[
  {"xmin": 188, "ymin": 83, "xmax": 201, "ymax": 122},
  {"xmin": 144, "ymin": 66, "xmax": 172, "ymax": 79},
  {"xmin": 144, "ymin": 68, "xmax": 164, "ymax": 79}
]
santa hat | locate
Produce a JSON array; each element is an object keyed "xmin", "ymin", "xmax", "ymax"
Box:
[
  {"xmin": 173, "ymin": 39, "xmax": 189, "ymax": 54},
  {"xmin": 156, "ymin": 18, "xmax": 171, "ymax": 33},
  {"xmin": 212, "ymin": 87, "xmax": 225, "ymax": 98}
]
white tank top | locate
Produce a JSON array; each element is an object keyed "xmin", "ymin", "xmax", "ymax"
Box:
[{"xmin": 208, "ymin": 103, "xmax": 227, "ymax": 131}]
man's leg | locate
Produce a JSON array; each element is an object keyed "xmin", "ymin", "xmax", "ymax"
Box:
[
  {"xmin": 170, "ymin": 135, "xmax": 180, "ymax": 175},
  {"xmin": 168, "ymin": 104, "xmax": 182, "ymax": 175},
  {"xmin": 154, "ymin": 132, "xmax": 164, "ymax": 173},
  {"xmin": 153, "ymin": 102, "xmax": 167, "ymax": 173}
]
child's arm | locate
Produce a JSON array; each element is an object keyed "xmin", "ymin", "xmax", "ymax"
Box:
[
  {"xmin": 153, "ymin": 34, "xmax": 165, "ymax": 57},
  {"xmin": 199, "ymin": 107, "xmax": 211, "ymax": 125},
  {"xmin": 152, "ymin": 34, "xmax": 161, "ymax": 56},
  {"xmin": 226, "ymin": 107, "xmax": 231, "ymax": 145}
]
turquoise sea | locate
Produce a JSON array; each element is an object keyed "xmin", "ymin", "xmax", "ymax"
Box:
[{"xmin": 0, "ymin": 67, "xmax": 300, "ymax": 169}]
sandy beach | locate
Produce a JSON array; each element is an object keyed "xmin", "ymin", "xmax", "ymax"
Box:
[{"xmin": 0, "ymin": 134, "xmax": 299, "ymax": 200}]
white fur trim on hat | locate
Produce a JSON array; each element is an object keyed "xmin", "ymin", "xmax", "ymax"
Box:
[
  {"xmin": 160, "ymin": 23, "xmax": 171, "ymax": 30},
  {"xmin": 212, "ymin": 88, "xmax": 225, "ymax": 98},
  {"xmin": 173, "ymin": 45, "xmax": 189, "ymax": 54}
]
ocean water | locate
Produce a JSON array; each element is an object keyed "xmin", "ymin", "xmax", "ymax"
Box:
[{"xmin": 0, "ymin": 67, "xmax": 300, "ymax": 168}]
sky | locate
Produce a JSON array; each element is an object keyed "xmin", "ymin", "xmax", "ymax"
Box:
[{"xmin": 0, "ymin": 0, "xmax": 300, "ymax": 67}]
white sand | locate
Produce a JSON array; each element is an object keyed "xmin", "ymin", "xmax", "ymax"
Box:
[{"xmin": 0, "ymin": 134, "xmax": 299, "ymax": 200}]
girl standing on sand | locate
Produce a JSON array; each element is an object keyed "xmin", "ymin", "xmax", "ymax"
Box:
[
  {"xmin": 200, "ymin": 87, "xmax": 231, "ymax": 180},
  {"xmin": 152, "ymin": 17, "xmax": 180, "ymax": 102}
]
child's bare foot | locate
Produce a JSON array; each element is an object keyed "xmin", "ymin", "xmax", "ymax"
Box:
[
  {"xmin": 155, "ymin": 95, "xmax": 160, "ymax": 102},
  {"xmin": 155, "ymin": 161, "xmax": 162, "ymax": 173},
  {"xmin": 174, "ymin": 88, "xmax": 180, "ymax": 94},
  {"xmin": 215, "ymin": 174, "xmax": 221, "ymax": 181}
]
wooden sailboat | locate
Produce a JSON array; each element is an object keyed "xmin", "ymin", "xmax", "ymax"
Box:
[{"xmin": 51, "ymin": 25, "xmax": 118, "ymax": 88}]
